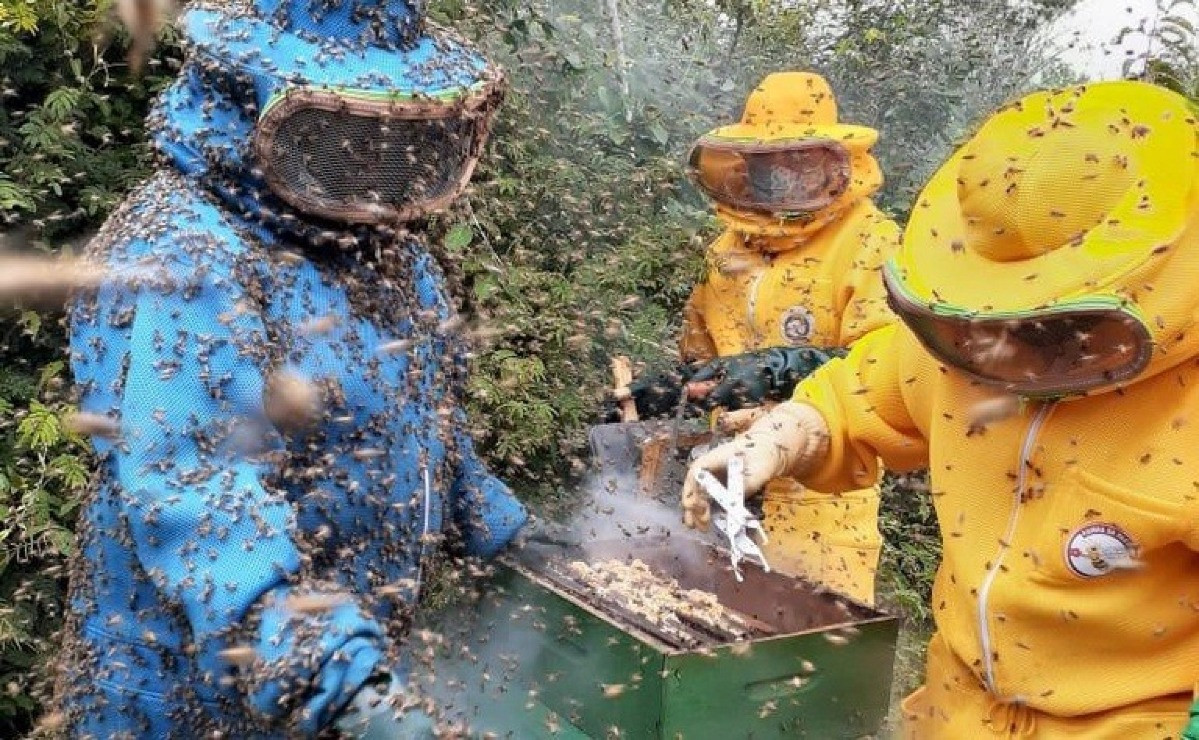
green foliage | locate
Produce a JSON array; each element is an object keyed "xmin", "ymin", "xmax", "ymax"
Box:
[
  {"xmin": 0, "ymin": 0, "xmax": 178, "ymax": 730},
  {"xmin": 0, "ymin": 358, "xmax": 90, "ymax": 733},
  {"xmin": 0, "ymin": 287, "xmax": 96, "ymax": 732},
  {"xmin": 0, "ymin": 0, "xmax": 178, "ymax": 237},
  {"xmin": 1138, "ymin": 1, "xmax": 1199, "ymax": 100},
  {"xmin": 878, "ymin": 471, "xmax": 939, "ymax": 626},
  {"xmin": 429, "ymin": 0, "xmax": 720, "ymax": 494}
]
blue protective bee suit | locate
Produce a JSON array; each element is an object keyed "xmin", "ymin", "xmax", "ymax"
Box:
[{"xmin": 53, "ymin": 1, "xmax": 527, "ymax": 737}]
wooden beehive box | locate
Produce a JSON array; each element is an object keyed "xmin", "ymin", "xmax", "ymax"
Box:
[{"xmin": 420, "ymin": 536, "xmax": 899, "ymax": 739}]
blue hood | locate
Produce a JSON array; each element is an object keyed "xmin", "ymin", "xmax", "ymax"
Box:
[{"xmin": 150, "ymin": 0, "xmax": 500, "ymax": 241}]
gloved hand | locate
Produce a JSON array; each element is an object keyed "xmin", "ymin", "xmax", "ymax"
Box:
[
  {"xmin": 601, "ymin": 365, "xmax": 696, "ymax": 422},
  {"xmin": 512, "ymin": 512, "xmax": 572, "ymax": 549},
  {"xmin": 688, "ymin": 347, "xmax": 834, "ymax": 412},
  {"xmin": 1181, "ymin": 700, "xmax": 1199, "ymax": 740},
  {"xmin": 681, "ymin": 401, "xmax": 830, "ymax": 529},
  {"xmin": 334, "ymin": 671, "xmax": 436, "ymax": 740}
]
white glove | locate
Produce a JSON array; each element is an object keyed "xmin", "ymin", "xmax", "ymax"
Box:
[{"xmin": 682, "ymin": 401, "xmax": 830, "ymax": 530}]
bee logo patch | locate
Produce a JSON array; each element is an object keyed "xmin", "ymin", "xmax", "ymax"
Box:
[
  {"xmin": 780, "ymin": 306, "xmax": 815, "ymax": 345},
  {"xmin": 1065, "ymin": 523, "xmax": 1138, "ymax": 578}
]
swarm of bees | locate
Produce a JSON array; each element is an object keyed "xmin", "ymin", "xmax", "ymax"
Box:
[{"xmin": 23, "ymin": 0, "xmax": 1193, "ymax": 737}]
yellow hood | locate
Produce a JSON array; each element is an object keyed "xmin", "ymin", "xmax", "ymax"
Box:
[
  {"xmin": 697, "ymin": 71, "xmax": 883, "ymax": 244},
  {"xmin": 889, "ymin": 80, "xmax": 1199, "ymax": 389}
]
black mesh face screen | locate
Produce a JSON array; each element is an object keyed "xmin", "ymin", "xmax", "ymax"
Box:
[
  {"xmin": 267, "ymin": 108, "xmax": 476, "ymax": 214},
  {"xmin": 1010, "ymin": 315, "xmax": 1104, "ymax": 348}
]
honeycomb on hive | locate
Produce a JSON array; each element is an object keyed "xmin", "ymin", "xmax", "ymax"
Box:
[{"xmin": 563, "ymin": 558, "xmax": 765, "ymax": 645}]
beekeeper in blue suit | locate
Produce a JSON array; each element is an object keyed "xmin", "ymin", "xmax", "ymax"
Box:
[{"xmin": 53, "ymin": 0, "xmax": 526, "ymax": 737}]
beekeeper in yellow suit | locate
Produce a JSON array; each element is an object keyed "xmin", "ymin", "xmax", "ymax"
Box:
[
  {"xmin": 679, "ymin": 71, "xmax": 900, "ymax": 604},
  {"xmin": 684, "ymin": 79, "xmax": 1199, "ymax": 739}
]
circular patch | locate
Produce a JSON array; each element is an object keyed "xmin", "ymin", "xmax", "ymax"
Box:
[
  {"xmin": 1065, "ymin": 523, "xmax": 1137, "ymax": 578},
  {"xmin": 779, "ymin": 306, "xmax": 815, "ymax": 345}
]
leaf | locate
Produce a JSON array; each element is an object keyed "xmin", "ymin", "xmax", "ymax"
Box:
[
  {"xmin": 444, "ymin": 223, "xmax": 473, "ymax": 252},
  {"xmin": 38, "ymin": 360, "xmax": 64, "ymax": 389},
  {"xmin": 0, "ymin": 2, "xmax": 39, "ymax": 32},
  {"xmin": 49, "ymin": 454, "xmax": 89, "ymax": 490},
  {"xmin": 43, "ymin": 87, "xmax": 82, "ymax": 122},
  {"xmin": 17, "ymin": 310, "xmax": 40, "ymax": 339},
  {"xmin": 0, "ymin": 176, "xmax": 35, "ymax": 214},
  {"xmin": 57, "ymin": 495, "xmax": 80, "ymax": 519},
  {"xmin": 22, "ymin": 487, "xmax": 52, "ymax": 529},
  {"xmin": 45, "ymin": 526, "xmax": 74, "ymax": 557},
  {"xmin": 1163, "ymin": 14, "xmax": 1197, "ymax": 36},
  {"xmin": 473, "ymin": 275, "xmax": 500, "ymax": 302},
  {"xmin": 17, "ymin": 402, "xmax": 61, "ymax": 450}
]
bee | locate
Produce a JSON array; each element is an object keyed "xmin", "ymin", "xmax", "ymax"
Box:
[
  {"xmin": 64, "ymin": 412, "xmax": 122, "ymax": 440},
  {"xmin": 284, "ymin": 592, "xmax": 350, "ymax": 615},
  {"xmin": 217, "ymin": 646, "xmax": 258, "ymax": 667}
]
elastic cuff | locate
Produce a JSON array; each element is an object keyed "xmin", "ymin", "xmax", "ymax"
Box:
[
  {"xmin": 294, "ymin": 638, "xmax": 385, "ymax": 735},
  {"xmin": 242, "ymin": 591, "xmax": 388, "ymax": 734}
]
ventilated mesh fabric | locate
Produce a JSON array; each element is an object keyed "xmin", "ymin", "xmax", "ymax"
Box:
[
  {"xmin": 746, "ymin": 148, "xmax": 845, "ymax": 207},
  {"xmin": 202, "ymin": 0, "xmax": 427, "ymax": 50},
  {"xmin": 265, "ymin": 109, "xmax": 478, "ymax": 219},
  {"xmin": 57, "ymin": 0, "xmax": 528, "ymax": 734},
  {"xmin": 957, "ymin": 119, "xmax": 1141, "ymax": 264},
  {"xmin": 55, "ymin": 174, "xmax": 526, "ymax": 738},
  {"xmin": 889, "ymin": 82, "xmax": 1199, "ymax": 394}
]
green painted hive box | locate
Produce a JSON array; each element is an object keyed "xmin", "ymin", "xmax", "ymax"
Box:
[{"xmin": 421, "ymin": 536, "xmax": 899, "ymax": 739}]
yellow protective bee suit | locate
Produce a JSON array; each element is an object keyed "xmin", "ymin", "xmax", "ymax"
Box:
[
  {"xmin": 680, "ymin": 72, "xmax": 900, "ymax": 604},
  {"xmin": 790, "ymin": 81, "xmax": 1199, "ymax": 738}
]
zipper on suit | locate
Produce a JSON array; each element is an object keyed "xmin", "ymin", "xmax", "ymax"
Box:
[
  {"xmin": 746, "ymin": 268, "xmax": 767, "ymax": 346},
  {"xmin": 414, "ymin": 463, "xmax": 432, "ymax": 589},
  {"xmin": 976, "ymin": 400, "xmax": 1054, "ymax": 696}
]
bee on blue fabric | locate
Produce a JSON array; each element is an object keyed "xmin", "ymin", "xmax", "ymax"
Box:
[{"xmin": 50, "ymin": 1, "xmax": 527, "ymax": 737}]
